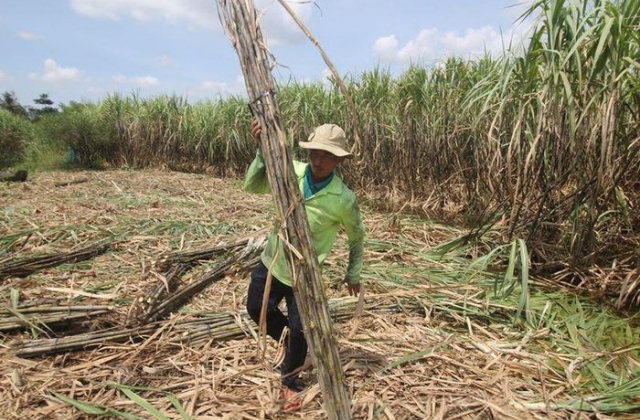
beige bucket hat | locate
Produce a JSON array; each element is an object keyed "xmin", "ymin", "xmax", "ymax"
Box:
[{"xmin": 299, "ymin": 124, "xmax": 352, "ymax": 158}]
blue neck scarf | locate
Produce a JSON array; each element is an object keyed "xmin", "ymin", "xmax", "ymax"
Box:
[{"xmin": 303, "ymin": 165, "xmax": 333, "ymax": 199}]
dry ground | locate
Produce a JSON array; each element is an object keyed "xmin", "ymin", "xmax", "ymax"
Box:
[{"xmin": 0, "ymin": 170, "xmax": 633, "ymax": 420}]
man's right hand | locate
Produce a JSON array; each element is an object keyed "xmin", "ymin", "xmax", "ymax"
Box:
[
  {"xmin": 251, "ymin": 118, "xmax": 261, "ymax": 141},
  {"xmin": 343, "ymin": 276, "xmax": 361, "ymax": 297}
]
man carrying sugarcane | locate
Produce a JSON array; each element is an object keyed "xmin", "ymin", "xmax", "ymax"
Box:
[{"xmin": 244, "ymin": 118, "xmax": 365, "ymax": 412}]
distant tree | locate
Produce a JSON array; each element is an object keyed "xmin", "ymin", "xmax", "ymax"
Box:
[
  {"xmin": 59, "ymin": 100, "xmax": 87, "ymax": 113},
  {"xmin": 0, "ymin": 91, "xmax": 28, "ymax": 118},
  {"xmin": 29, "ymin": 93, "xmax": 59, "ymax": 120}
]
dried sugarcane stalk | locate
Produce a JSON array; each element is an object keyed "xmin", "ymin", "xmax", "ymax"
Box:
[
  {"xmin": 127, "ymin": 262, "xmax": 190, "ymax": 324},
  {"xmin": 0, "ymin": 306, "xmax": 113, "ymax": 333},
  {"xmin": 53, "ymin": 177, "xmax": 89, "ymax": 187},
  {"xmin": 11, "ymin": 289, "xmax": 511, "ymax": 358},
  {"xmin": 13, "ymin": 310, "xmax": 257, "ymax": 357},
  {"xmin": 0, "ymin": 240, "xmax": 113, "ymax": 280},
  {"xmin": 138, "ymin": 254, "xmax": 258, "ymax": 323},
  {"xmin": 156, "ymin": 228, "xmax": 268, "ymax": 270},
  {"xmin": 130, "ymin": 233, "xmax": 256, "ymax": 323},
  {"xmin": 130, "ymin": 233, "xmax": 266, "ymax": 324},
  {"xmin": 217, "ymin": 1, "xmax": 351, "ymax": 417},
  {"xmin": 12, "ymin": 294, "xmax": 425, "ymax": 358},
  {"xmin": 13, "ymin": 324, "xmax": 157, "ymax": 357}
]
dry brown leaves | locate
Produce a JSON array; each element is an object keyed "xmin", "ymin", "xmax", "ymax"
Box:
[{"xmin": 0, "ymin": 170, "xmax": 613, "ymax": 420}]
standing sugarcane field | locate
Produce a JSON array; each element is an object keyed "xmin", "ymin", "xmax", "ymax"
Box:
[{"xmin": 1, "ymin": 0, "xmax": 639, "ymax": 419}]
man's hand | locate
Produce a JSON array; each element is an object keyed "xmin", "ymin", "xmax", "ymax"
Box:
[
  {"xmin": 251, "ymin": 118, "xmax": 261, "ymax": 141},
  {"xmin": 343, "ymin": 276, "xmax": 360, "ymax": 297}
]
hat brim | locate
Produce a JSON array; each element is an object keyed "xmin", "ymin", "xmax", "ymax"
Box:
[{"xmin": 299, "ymin": 141, "xmax": 352, "ymax": 158}]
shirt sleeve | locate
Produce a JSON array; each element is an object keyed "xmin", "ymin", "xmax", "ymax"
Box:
[
  {"xmin": 342, "ymin": 197, "xmax": 366, "ymax": 284},
  {"xmin": 243, "ymin": 149, "xmax": 271, "ymax": 194}
]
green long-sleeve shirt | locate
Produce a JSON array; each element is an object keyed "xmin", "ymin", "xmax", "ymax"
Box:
[{"xmin": 244, "ymin": 150, "xmax": 365, "ymax": 287}]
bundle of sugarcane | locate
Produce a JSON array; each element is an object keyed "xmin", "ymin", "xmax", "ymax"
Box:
[
  {"xmin": 171, "ymin": 294, "xmax": 428, "ymax": 346},
  {"xmin": 127, "ymin": 262, "xmax": 191, "ymax": 325},
  {"xmin": 217, "ymin": 1, "xmax": 351, "ymax": 417},
  {"xmin": 129, "ymin": 233, "xmax": 267, "ymax": 324},
  {"xmin": 0, "ymin": 239, "xmax": 113, "ymax": 280},
  {"xmin": 155, "ymin": 228, "xmax": 268, "ymax": 270},
  {"xmin": 13, "ymin": 322, "xmax": 159, "ymax": 358},
  {"xmin": 12, "ymin": 294, "xmax": 426, "ymax": 358},
  {"xmin": 0, "ymin": 303, "xmax": 114, "ymax": 333}
]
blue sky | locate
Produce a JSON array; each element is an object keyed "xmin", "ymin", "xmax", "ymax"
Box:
[{"xmin": 0, "ymin": 0, "xmax": 533, "ymax": 107}]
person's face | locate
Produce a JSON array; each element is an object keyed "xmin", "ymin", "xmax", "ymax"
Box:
[{"xmin": 308, "ymin": 149, "xmax": 344, "ymax": 181}]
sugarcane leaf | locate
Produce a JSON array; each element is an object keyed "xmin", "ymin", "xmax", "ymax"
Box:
[
  {"xmin": 165, "ymin": 393, "xmax": 192, "ymax": 420},
  {"xmin": 51, "ymin": 391, "xmax": 143, "ymax": 419},
  {"xmin": 108, "ymin": 382, "xmax": 190, "ymax": 420},
  {"xmin": 516, "ymin": 238, "xmax": 530, "ymax": 322},
  {"xmin": 10, "ymin": 287, "xmax": 19, "ymax": 308},
  {"xmin": 120, "ymin": 388, "xmax": 170, "ymax": 420},
  {"xmin": 52, "ymin": 392, "xmax": 106, "ymax": 415}
]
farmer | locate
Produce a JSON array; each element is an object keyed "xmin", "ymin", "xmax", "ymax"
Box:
[{"xmin": 244, "ymin": 118, "xmax": 365, "ymax": 412}]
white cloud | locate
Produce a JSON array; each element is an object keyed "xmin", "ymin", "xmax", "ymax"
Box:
[
  {"xmin": 29, "ymin": 59, "xmax": 83, "ymax": 82},
  {"xmin": 70, "ymin": 0, "xmax": 218, "ymax": 29},
  {"xmin": 17, "ymin": 31, "xmax": 42, "ymax": 41},
  {"xmin": 441, "ymin": 26, "xmax": 502, "ymax": 55},
  {"xmin": 113, "ymin": 75, "xmax": 160, "ymax": 86},
  {"xmin": 69, "ymin": 0, "xmax": 313, "ymax": 46},
  {"xmin": 254, "ymin": 0, "xmax": 312, "ymax": 46},
  {"xmin": 373, "ymin": 24, "xmax": 529, "ymax": 65},
  {"xmin": 373, "ymin": 29, "xmax": 440, "ymax": 64},
  {"xmin": 0, "ymin": 70, "xmax": 7, "ymax": 80},
  {"xmin": 373, "ymin": 35, "xmax": 400, "ymax": 63}
]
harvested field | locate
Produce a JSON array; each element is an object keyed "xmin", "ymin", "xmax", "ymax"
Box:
[{"xmin": 1, "ymin": 170, "xmax": 638, "ymax": 419}]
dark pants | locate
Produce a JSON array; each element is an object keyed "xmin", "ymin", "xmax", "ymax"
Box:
[{"xmin": 246, "ymin": 261, "xmax": 307, "ymax": 389}]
